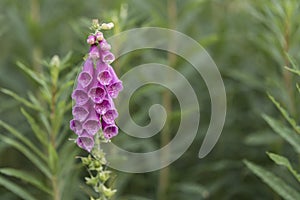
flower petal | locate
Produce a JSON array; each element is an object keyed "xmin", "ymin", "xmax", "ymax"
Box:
[
  {"xmin": 88, "ymin": 84, "xmax": 106, "ymax": 103},
  {"xmin": 70, "ymin": 119, "xmax": 83, "ymax": 135},
  {"xmin": 82, "ymin": 110, "xmax": 100, "ymax": 135},
  {"xmin": 101, "ymin": 51, "xmax": 115, "ymax": 64},
  {"xmin": 72, "ymin": 89, "xmax": 89, "ymax": 105},
  {"xmin": 102, "ymin": 120, "xmax": 118, "ymax": 139},
  {"xmin": 94, "ymin": 98, "xmax": 112, "ymax": 115},
  {"xmin": 72, "ymin": 106, "xmax": 89, "ymax": 122},
  {"xmin": 89, "ymin": 45, "xmax": 100, "ymax": 59},
  {"xmin": 78, "ymin": 59, "xmax": 94, "ymax": 88},
  {"xmin": 76, "ymin": 132, "xmax": 94, "ymax": 152},
  {"xmin": 102, "ymin": 109, "xmax": 118, "ymax": 124}
]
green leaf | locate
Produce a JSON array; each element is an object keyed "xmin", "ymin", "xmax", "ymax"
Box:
[
  {"xmin": 56, "ymin": 80, "xmax": 73, "ymax": 101},
  {"xmin": 0, "ymin": 168, "xmax": 52, "ymax": 195},
  {"xmin": 0, "ymin": 120, "xmax": 46, "ymax": 161},
  {"xmin": 27, "ymin": 91, "xmax": 44, "ymax": 111},
  {"xmin": 16, "ymin": 61, "xmax": 46, "ymax": 86},
  {"xmin": 0, "ymin": 88, "xmax": 42, "ymax": 111},
  {"xmin": 244, "ymin": 131, "xmax": 280, "ymax": 146},
  {"xmin": 267, "ymin": 152, "xmax": 300, "ymax": 182},
  {"xmin": 263, "ymin": 114, "xmax": 300, "ymax": 154},
  {"xmin": 51, "ymin": 100, "xmax": 67, "ymax": 137},
  {"xmin": 244, "ymin": 160, "xmax": 300, "ymax": 200},
  {"xmin": 40, "ymin": 113, "xmax": 51, "ymax": 134},
  {"xmin": 20, "ymin": 108, "xmax": 48, "ymax": 147},
  {"xmin": 284, "ymin": 67, "xmax": 300, "ymax": 76},
  {"xmin": 297, "ymin": 84, "xmax": 300, "ymax": 95},
  {"xmin": 60, "ymin": 51, "xmax": 73, "ymax": 71},
  {"xmin": 0, "ymin": 135, "xmax": 51, "ymax": 178},
  {"xmin": 267, "ymin": 94, "xmax": 300, "ymax": 134},
  {"xmin": 48, "ymin": 144, "xmax": 59, "ymax": 174},
  {"xmin": 285, "ymin": 54, "xmax": 299, "ymax": 70},
  {"xmin": 16, "ymin": 61, "xmax": 52, "ymax": 101},
  {"xmin": 0, "ymin": 175, "xmax": 38, "ymax": 200}
]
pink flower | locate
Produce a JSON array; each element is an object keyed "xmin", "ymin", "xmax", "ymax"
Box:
[{"xmin": 70, "ymin": 31, "xmax": 123, "ymax": 152}]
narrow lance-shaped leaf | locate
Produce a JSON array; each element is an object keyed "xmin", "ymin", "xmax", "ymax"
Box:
[
  {"xmin": 21, "ymin": 108, "xmax": 48, "ymax": 147},
  {"xmin": 0, "ymin": 88, "xmax": 42, "ymax": 111},
  {"xmin": 56, "ymin": 80, "xmax": 74, "ymax": 102},
  {"xmin": 48, "ymin": 144, "xmax": 59, "ymax": 174},
  {"xmin": 284, "ymin": 67, "xmax": 300, "ymax": 77},
  {"xmin": 16, "ymin": 61, "xmax": 46, "ymax": 87},
  {"xmin": 51, "ymin": 100, "xmax": 67, "ymax": 138},
  {"xmin": 0, "ymin": 168, "xmax": 52, "ymax": 195},
  {"xmin": 27, "ymin": 91, "xmax": 44, "ymax": 111},
  {"xmin": 267, "ymin": 94, "xmax": 300, "ymax": 134},
  {"xmin": 16, "ymin": 61, "xmax": 52, "ymax": 101},
  {"xmin": 0, "ymin": 120, "xmax": 46, "ymax": 161},
  {"xmin": 267, "ymin": 152, "xmax": 300, "ymax": 182},
  {"xmin": 0, "ymin": 175, "xmax": 38, "ymax": 200},
  {"xmin": 296, "ymin": 84, "xmax": 300, "ymax": 95},
  {"xmin": 40, "ymin": 113, "xmax": 51, "ymax": 134},
  {"xmin": 262, "ymin": 114, "xmax": 300, "ymax": 154},
  {"xmin": 0, "ymin": 135, "xmax": 51, "ymax": 179},
  {"xmin": 244, "ymin": 160, "xmax": 300, "ymax": 200}
]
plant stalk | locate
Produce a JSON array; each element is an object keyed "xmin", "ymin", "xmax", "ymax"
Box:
[
  {"xmin": 282, "ymin": 12, "xmax": 295, "ymax": 116},
  {"xmin": 158, "ymin": 0, "xmax": 177, "ymax": 199}
]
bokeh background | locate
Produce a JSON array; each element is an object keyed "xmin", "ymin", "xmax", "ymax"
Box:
[{"xmin": 1, "ymin": 0, "xmax": 300, "ymax": 199}]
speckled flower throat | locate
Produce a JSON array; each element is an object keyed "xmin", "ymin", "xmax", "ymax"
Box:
[{"xmin": 70, "ymin": 21, "xmax": 123, "ymax": 152}]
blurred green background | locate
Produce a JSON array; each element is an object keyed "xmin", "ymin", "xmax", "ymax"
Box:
[{"xmin": 1, "ymin": 0, "xmax": 300, "ymax": 199}]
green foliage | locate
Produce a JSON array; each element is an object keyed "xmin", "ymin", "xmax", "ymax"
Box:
[
  {"xmin": 245, "ymin": 60, "xmax": 300, "ymax": 199},
  {"xmin": 244, "ymin": 160, "xmax": 300, "ymax": 200},
  {"xmin": 2, "ymin": 0, "xmax": 300, "ymax": 199},
  {"xmin": 0, "ymin": 54, "xmax": 82, "ymax": 199}
]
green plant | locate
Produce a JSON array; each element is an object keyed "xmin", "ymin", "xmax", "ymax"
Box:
[
  {"xmin": 245, "ymin": 58, "xmax": 300, "ymax": 200},
  {"xmin": 0, "ymin": 54, "xmax": 84, "ymax": 200}
]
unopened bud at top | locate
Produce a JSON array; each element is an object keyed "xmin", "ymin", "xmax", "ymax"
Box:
[
  {"xmin": 91, "ymin": 19, "xmax": 100, "ymax": 31},
  {"xmin": 95, "ymin": 32, "xmax": 104, "ymax": 41},
  {"xmin": 87, "ymin": 35, "xmax": 96, "ymax": 45},
  {"xmin": 50, "ymin": 55, "xmax": 60, "ymax": 68},
  {"xmin": 100, "ymin": 22, "xmax": 114, "ymax": 30}
]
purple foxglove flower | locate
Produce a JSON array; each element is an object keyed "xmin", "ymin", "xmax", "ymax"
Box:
[
  {"xmin": 99, "ymin": 40, "xmax": 111, "ymax": 51},
  {"xmin": 106, "ymin": 67, "xmax": 123, "ymax": 98},
  {"xmin": 96, "ymin": 63, "xmax": 112, "ymax": 85},
  {"xmin": 95, "ymin": 32, "xmax": 103, "ymax": 41},
  {"xmin": 72, "ymin": 106, "xmax": 89, "ymax": 122},
  {"xmin": 94, "ymin": 98, "xmax": 113, "ymax": 115},
  {"xmin": 107, "ymin": 82, "xmax": 123, "ymax": 98},
  {"xmin": 77, "ymin": 59, "xmax": 94, "ymax": 88},
  {"xmin": 82, "ymin": 110, "xmax": 101, "ymax": 136},
  {"xmin": 87, "ymin": 35, "xmax": 96, "ymax": 45},
  {"xmin": 71, "ymin": 29, "xmax": 123, "ymax": 152},
  {"xmin": 88, "ymin": 82, "xmax": 106, "ymax": 103},
  {"xmin": 72, "ymin": 89, "xmax": 89, "ymax": 105},
  {"xmin": 101, "ymin": 51, "xmax": 115, "ymax": 64},
  {"xmin": 76, "ymin": 131, "xmax": 94, "ymax": 152},
  {"xmin": 102, "ymin": 120, "xmax": 118, "ymax": 139},
  {"xmin": 102, "ymin": 109, "xmax": 118, "ymax": 125},
  {"xmin": 70, "ymin": 119, "xmax": 83, "ymax": 135},
  {"xmin": 89, "ymin": 45, "xmax": 100, "ymax": 59}
]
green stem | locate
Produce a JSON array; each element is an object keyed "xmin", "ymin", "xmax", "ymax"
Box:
[
  {"xmin": 158, "ymin": 1, "xmax": 177, "ymax": 199},
  {"xmin": 51, "ymin": 176, "xmax": 60, "ymax": 200},
  {"xmin": 30, "ymin": 1, "xmax": 60, "ymax": 199},
  {"xmin": 282, "ymin": 12, "xmax": 295, "ymax": 116}
]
